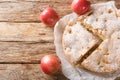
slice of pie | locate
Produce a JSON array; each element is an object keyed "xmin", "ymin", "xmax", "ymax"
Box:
[
  {"xmin": 62, "ymin": 21, "xmax": 100, "ymax": 65},
  {"xmin": 82, "ymin": 31, "xmax": 120, "ymax": 74}
]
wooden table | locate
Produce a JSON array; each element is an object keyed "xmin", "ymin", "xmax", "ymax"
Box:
[{"xmin": 0, "ymin": 0, "xmax": 120, "ymax": 80}]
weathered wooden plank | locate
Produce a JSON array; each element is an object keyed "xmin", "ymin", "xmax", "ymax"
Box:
[
  {"xmin": 0, "ymin": 22, "xmax": 55, "ymax": 63},
  {"xmin": 0, "ymin": 0, "xmax": 119, "ymax": 22},
  {"xmin": 0, "ymin": 42, "xmax": 55, "ymax": 63},
  {"xmin": 0, "ymin": 22, "xmax": 53, "ymax": 42},
  {"xmin": 0, "ymin": 1, "xmax": 72, "ymax": 22},
  {"xmin": 0, "ymin": 0, "xmax": 72, "ymax": 3},
  {"xmin": 0, "ymin": 64, "xmax": 68, "ymax": 80}
]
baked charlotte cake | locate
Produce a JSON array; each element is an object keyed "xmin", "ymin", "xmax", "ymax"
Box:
[{"xmin": 62, "ymin": 1, "xmax": 120, "ymax": 76}]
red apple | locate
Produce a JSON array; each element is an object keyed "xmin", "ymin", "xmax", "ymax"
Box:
[
  {"xmin": 40, "ymin": 55, "xmax": 61, "ymax": 75},
  {"xmin": 40, "ymin": 8, "xmax": 59, "ymax": 27},
  {"xmin": 71, "ymin": 0, "xmax": 91, "ymax": 15}
]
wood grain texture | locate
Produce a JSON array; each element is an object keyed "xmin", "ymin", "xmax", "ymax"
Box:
[
  {"xmin": 0, "ymin": 64, "xmax": 68, "ymax": 80},
  {"xmin": 0, "ymin": 22, "xmax": 55, "ymax": 63},
  {"xmin": 0, "ymin": 0, "xmax": 72, "ymax": 22},
  {"xmin": 0, "ymin": 22, "xmax": 53, "ymax": 42},
  {"xmin": 0, "ymin": 0, "xmax": 70, "ymax": 80}
]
